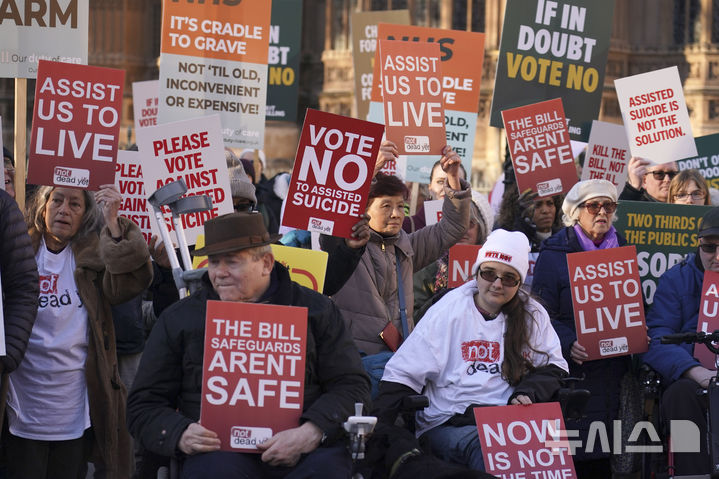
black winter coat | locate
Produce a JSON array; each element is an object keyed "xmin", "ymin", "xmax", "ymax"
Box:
[{"xmin": 127, "ymin": 262, "xmax": 370, "ymax": 457}]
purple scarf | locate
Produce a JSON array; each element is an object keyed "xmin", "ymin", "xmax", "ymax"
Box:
[{"xmin": 573, "ymin": 224, "xmax": 620, "ymax": 251}]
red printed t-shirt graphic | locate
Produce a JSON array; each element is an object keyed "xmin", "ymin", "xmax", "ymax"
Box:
[{"xmin": 462, "ymin": 340, "xmax": 500, "ymax": 363}]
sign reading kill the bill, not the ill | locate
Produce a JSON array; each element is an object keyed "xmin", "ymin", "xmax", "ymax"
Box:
[
  {"xmin": 369, "ymin": 24, "xmax": 485, "ymax": 183},
  {"xmin": 694, "ymin": 271, "xmax": 719, "ymax": 370},
  {"xmin": 502, "ymin": 98, "xmax": 577, "ymax": 197},
  {"xmin": 475, "ymin": 402, "xmax": 576, "ymax": 479},
  {"xmin": 379, "ymin": 40, "xmax": 445, "ymax": 157},
  {"xmin": 28, "ymin": 60, "xmax": 124, "ymax": 189},
  {"xmin": 282, "ymin": 109, "xmax": 384, "ymax": 238},
  {"xmin": 0, "ymin": 0, "xmax": 89, "ymax": 79},
  {"xmin": 580, "ymin": 120, "xmax": 630, "ymax": 188},
  {"xmin": 201, "ymin": 301, "xmax": 307, "ymax": 452},
  {"xmin": 114, "ymin": 150, "xmax": 152, "ymax": 244},
  {"xmin": 135, "ymin": 114, "xmax": 234, "ymax": 246},
  {"xmin": 615, "ymin": 66, "xmax": 697, "ymax": 163},
  {"xmin": 159, "ymin": 0, "xmax": 271, "ymax": 148},
  {"xmin": 568, "ymin": 245, "xmax": 647, "ymax": 360},
  {"xmin": 677, "ymin": 133, "xmax": 719, "ymax": 188},
  {"xmin": 448, "ymin": 244, "xmax": 482, "ymax": 288},
  {"xmin": 490, "ymin": 0, "xmax": 615, "ymax": 141}
]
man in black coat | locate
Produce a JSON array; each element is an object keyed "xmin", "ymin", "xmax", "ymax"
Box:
[{"xmin": 127, "ymin": 212, "xmax": 370, "ymax": 478}]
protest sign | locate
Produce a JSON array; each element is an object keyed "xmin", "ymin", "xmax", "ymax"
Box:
[
  {"xmin": 201, "ymin": 300, "xmax": 307, "ymax": 452},
  {"xmin": 351, "ymin": 10, "xmax": 410, "ymax": 121},
  {"xmin": 282, "ymin": 109, "xmax": 384, "ymax": 238},
  {"xmin": 135, "ymin": 115, "xmax": 233, "ymax": 246},
  {"xmin": 132, "ymin": 80, "xmax": 159, "ymax": 131},
  {"xmin": 0, "ymin": 117, "xmax": 4, "ymax": 190},
  {"xmin": 28, "ymin": 60, "xmax": 124, "ymax": 189},
  {"xmin": 369, "ymin": 24, "xmax": 485, "ymax": 183},
  {"xmin": 380, "ymin": 40, "xmax": 445, "ymax": 157},
  {"xmin": 615, "ymin": 66, "xmax": 697, "ymax": 163},
  {"xmin": 475, "ymin": 402, "xmax": 576, "ymax": 479},
  {"xmin": 694, "ymin": 271, "xmax": 719, "ymax": 370},
  {"xmin": 114, "ymin": 151, "xmax": 151, "ymax": 244},
  {"xmin": 490, "ymin": 0, "xmax": 614, "ymax": 141},
  {"xmin": 0, "ymin": 0, "xmax": 89, "ymax": 79},
  {"xmin": 159, "ymin": 0, "xmax": 271, "ymax": 148},
  {"xmin": 377, "ymin": 154, "xmax": 407, "ymax": 180},
  {"xmin": 502, "ymin": 98, "xmax": 577, "ymax": 197},
  {"xmin": 423, "ymin": 199, "xmax": 443, "ymax": 226},
  {"xmin": 448, "ymin": 244, "xmax": 482, "ymax": 288},
  {"xmin": 568, "ymin": 245, "xmax": 647, "ymax": 360},
  {"xmin": 266, "ymin": 0, "xmax": 302, "ymax": 121},
  {"xmin": 677, "ymin": 133, "xmax": 719, "ymax": 188},
  {"xmin": 581, "ymin": 121, "xmax": 630, "ymax": 188},
  {"xmin": 615, "ymin": 201, "xmax": 711, "ymax": 304}
]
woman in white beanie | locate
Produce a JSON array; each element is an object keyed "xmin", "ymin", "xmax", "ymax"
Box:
[
  {"xmin": 373, "ymin": 229, "xmax": 567, "ymax": 472},
  {"xmin": 531, "ymin": 179, "xmax": 630, "ymax": 477}
]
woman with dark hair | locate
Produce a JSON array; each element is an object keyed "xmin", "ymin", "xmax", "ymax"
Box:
[
  {"xmin": 373, "ymin": 229, "xmax": 567, "ymax": 471},
  {"xmin": 7, "ymin": 185, "xmax": 152, "ymax": 479},
  {"xmin": 668, "ymin": 169, "xmax": 710, "ymax": 205}
]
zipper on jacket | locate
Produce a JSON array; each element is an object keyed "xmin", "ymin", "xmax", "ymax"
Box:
[{"xmin": 381, "ymin": 242, "xmax": 385, "ymax": 251}]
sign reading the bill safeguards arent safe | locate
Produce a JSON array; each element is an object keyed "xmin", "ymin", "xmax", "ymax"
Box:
[
  {"xmin": 28, "ymin": 60, "xmax": 124, "ymax": 190},
  {"xmin": 282, "ymin": 109, "xmax": 384, "ymax": 238},
  {"xmin": 615, "ymin": 66, "xmax": 697, "ymax": 164},
  {"xmin": 502, "ymin": 98, "xmax": 577, "ymax": 197},
  {"xmin": 201, "ymin": 301, "xmax": 307, "ymax": 452},
  {"xmin": 159, "ymin": 0, "xmax": 272, "ymax": 149}
]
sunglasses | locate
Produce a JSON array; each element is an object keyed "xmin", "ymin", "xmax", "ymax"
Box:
[
  {"xmin": 699, "ymin": 243, "xmax": 719, "ymax": 254},
  {"xmin": 478, "ymin": 269, "xmax": 520, "ymax": 287},
  {"xmin": 648, "ymin": 170, "xmax": 677, "ymax": 181},
  {"xmin": 580, "ymin": 201, "xmax": 617, "ymax": 215}
]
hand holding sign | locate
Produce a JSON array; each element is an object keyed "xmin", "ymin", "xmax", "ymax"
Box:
[
  {"xmin": 440, "ymin": 145, "xmax": 462, "ymax": 191},
  {"xmin": 627, "ymin": 157, "xmax": 651, "ymax": 190},
  {"xmin": 257, "ymin": 421, "xmax": 323, "ymax": 467},
  {"xmin": 178, "ymin": 422, "xmax": 221, "ymax": 455},
  {"xmin": 570, "ymin": 340, "xmax": 589, "ymax": 365},
  {"xmin": 346, "ymin": 214, "xmax": 371, "ymax": 249},
  {"xmin": 373, "ymin": 140, "xmax": 399, "ymax": 176},
  {"xmin": 95, "ymin": 184, "xmax": 122, "ymax": 237}
]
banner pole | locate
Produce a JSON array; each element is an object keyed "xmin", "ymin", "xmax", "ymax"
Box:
[{"xmin": 14, "ymin": 78, "xmax": 27, "ymax": 210}]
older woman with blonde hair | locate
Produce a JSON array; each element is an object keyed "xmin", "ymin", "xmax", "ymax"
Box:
[
  {"xmin": 6, "ymin": 185, "xmax": 152, "ymax": 479},
  {"xmin": 668, "ymin": 169, "xmax": 710, "ymax": 205}
]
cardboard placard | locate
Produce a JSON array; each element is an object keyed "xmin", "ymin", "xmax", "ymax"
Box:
[
  {"xmin": 114, "ymin": 151, "xmax": 151, "ymax": 244},
  {"xmin": 135, "ymin": 115, "xmax": 234, "ymax": 246},
  {"xmin": 132, "ymin": 80, "xmax": 159, "ymax": 131},
  {"xmin": 448, "ymin": 244, "xmax": 482, "ymax": 288},
  {"xmin": 0, "ymin": 0, "xmax": 89, "ymax": 79},
  {"xmin": 350, "ymin": 10, "xmax": 410, "ymax": 121},
  {"xmin": 423, "ymin": 199, "xmax": 443, "ymax": 226},
  {"xmin": 502, "ymin": 98, "xmax": 577, "ymax": 197},
  {"xmin": 369, "ymin": 24, "xmax": 485, "ymax": 183},
  {"xmin": 282, "ymin": 109, "xmax": 384, "ymax": 238},
  {"xmin": 695, "ymin": 271, "xmax": 719, "ymax": 370},
  {"xmin": 677, "ymin": 133, "xmax": 719, "ymax": 188},
  {"xmin": 489, "ymin": 0, "xmax": 614, "ymax": 142},
  {"xmin": 201, "ymin": 300, "xmax": 307, "ymax": 452},
  {"xmin": 28, "ymin": 60, "xmax": 125, "ymax": 189},
  {"xmin": 615, "ymin": 66, "xmax": 697, "ymax": 164},
  {"xmin": 158, "ymin": 0, "xmax": 272, "ymax": 148},
  {"xmin": 581, "ymin": 120, "xmax": 630, "ymax": 188},
  {"xmin": 568, "ymin": 245, "xmax": 647, "ymax": 360},
  {"xmin": 266, "ymin": 0, "xmax": 302, "ymax": 122},
  {"xmin": 475, "ymin": 402, "xmax": 576, "ymax": 479},
  {"xmin": 380, "ymin": 40, "xmax": 445, "ymax": 157},
  {"xmin": 614, "ymin": 201, "xmax": 711, "ymax": 304}
]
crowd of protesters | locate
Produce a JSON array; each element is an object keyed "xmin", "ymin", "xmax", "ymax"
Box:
[{"xmin": 3, "ymin": 134, "xmax": 719, "ymax": 479}]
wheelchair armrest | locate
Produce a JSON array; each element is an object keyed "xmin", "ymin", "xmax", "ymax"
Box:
[{"xmin": 401, "ymin": 395, "xmax": 429, "ymax": 412}]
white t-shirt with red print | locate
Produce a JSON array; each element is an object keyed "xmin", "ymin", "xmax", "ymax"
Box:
[{"xmin": 382, "ymin": 279, "xmax": 567, "ymax": 437}]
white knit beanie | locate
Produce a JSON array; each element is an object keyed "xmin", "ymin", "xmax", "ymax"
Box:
[
  {"xmin": 471, "ymin": 229, "xmax": 530, "ymax": 283},
  {"xmin": 561, "ymin": 179, "xmax": 617, "ymax": 226}
]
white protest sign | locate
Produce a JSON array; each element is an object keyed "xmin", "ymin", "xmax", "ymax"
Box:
[
  {"xmin": 581, "ymin": 120, "xmax": 630, "ymax": 188},
  {"xmin": 114, "ymin": 151, "xmax": 151, "ymax": 244},
  {"xmin": 423, "ymin": 199, "xmax": 443, "ymax": 226},
  {"xmin": 132, "ymin": 80, "xmax": 159, "ymax": 131}
]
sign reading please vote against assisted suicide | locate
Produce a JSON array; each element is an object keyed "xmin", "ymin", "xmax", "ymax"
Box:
[
  {"xmin": 283, "ymin": 109, "xmax": 384, "ymax": 238},
  {"xmin": 201, "ymin": 301, "xmax": 307, "ymax": 452},
  {"xmin": 568, "ymin": 245, "xmax": 647, "ymax": 360}
]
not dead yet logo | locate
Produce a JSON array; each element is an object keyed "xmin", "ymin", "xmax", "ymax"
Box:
[
  {"xmin": 599, "ymin": 337, "xmax": 629, "ymax": 356},
  {"xmin": 462, "ymin": 340, "xmax": 500, "ymax": 363},
  {"xmin": 53, "ymin": 166, "xmax": 90, "ymax": 187},
  {"xmin": 230, "ymin": 426, "xmax": 272, "ymax": 449},
  {"xmin": 39, "ymin": 274, "xmax": 59, "ymax": 294},
  {"xmin": 537, "ymin": 178, "xmax": 563, "ymax": 197},
  {"xmin": 307, "ymin": 217, "xmax": 333, "ymax": 235}
]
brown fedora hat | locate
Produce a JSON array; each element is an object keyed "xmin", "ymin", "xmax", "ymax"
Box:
[{"xmin": 191, "ymin": 212, "xmax": 282, "ymax": 257}]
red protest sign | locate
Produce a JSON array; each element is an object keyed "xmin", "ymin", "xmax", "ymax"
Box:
[
  {"xmin": 283, "ymin": 109, "xmax": 384, "ymax": 238},
  {"xmin": 114, "ymin": 151, "xmax": 151, "ymax": 245},
  {"xmin": 502, "ymin": 98, "xmax": 577, "ymax": 197},
  {"xmin": 475, "ymin": 402, "xmax": 576, "ymax": 479},
  {"xmin": 448, "ymin": 244, "xmax": 482, "ymax": 288},
  {"xmin": 695, "ymin": 270, "xmax": 719, "ymax": 370},
  {"xmin": 201, "ymin": 300, "xmax": 307, "ymax": 453},
  {"xmin": 29, "ymin": 60, "xmax": 124, "ymax": 189},
  {"xmin": 380, "ymin": 40, "xmax": 445, "ymax": 156},
  {"xmin": 568, "ymin": 245, "xmax": 647, "ymax": 360}
]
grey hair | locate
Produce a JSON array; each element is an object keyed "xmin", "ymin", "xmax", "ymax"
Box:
[
  {"xmin": 26, "ymin": 186, "xmax": 103, "ymax": 240},
  {"xmin": 248, "ymin": 244, "xmax": 273, "ymax": 261}
]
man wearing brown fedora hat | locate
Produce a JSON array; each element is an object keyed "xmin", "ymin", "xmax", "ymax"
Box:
[{"xmin": 127, "ymin": 212, "xmax": 370, "ymax": 478}]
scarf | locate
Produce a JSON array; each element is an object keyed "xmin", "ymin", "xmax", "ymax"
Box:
[{"xmin": 573, "ymin": 224, "xmax": 619, "ymax": 251}]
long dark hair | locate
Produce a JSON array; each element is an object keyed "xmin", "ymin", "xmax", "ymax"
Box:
[{"xmin": 500, "ymin": 289, "xmax": 550, "ymax": 386}]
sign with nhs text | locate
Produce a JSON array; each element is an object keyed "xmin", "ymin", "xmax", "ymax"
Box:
[{"xmin": 282, "ymin": 109, "xmax": 384, "ymax": 238}]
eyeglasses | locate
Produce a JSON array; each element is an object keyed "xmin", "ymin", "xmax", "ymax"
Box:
[
  {"xmin": 478, "ymin": 269, "xmax": 520, "ymax": 287},
  {"xmin": 699, "ymin": 243, "xmax": 719, "ymax": 254},
  {"xmin": 649, "ymin": 170, "xmax": 677, "ymax": 181},
  {"xmin": 580, "ymin": 202, "xmax": 617, "ymax": 215},
  {"xmin": 674, "ymin": 191, "xmax": 706, "ymax": 201}
]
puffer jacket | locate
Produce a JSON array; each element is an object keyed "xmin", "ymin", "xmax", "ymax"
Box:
[{"xmin": 331, "ymin": 180, "xmax": 471, "ymax": 355}]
